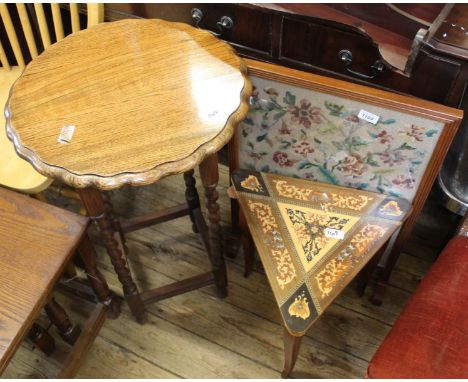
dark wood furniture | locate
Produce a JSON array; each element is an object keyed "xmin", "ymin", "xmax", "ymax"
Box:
[
  {"xmin": 0, "ymin": 186, "xmax": 119, "ymax": 377},
  {"xmin": 231, "ymin": 169, "xmax": 412, "ymax": 377},
  {"xmin": 5, "ymin": 19, "xmax": 251, "ymax": 324},
  {"xmin": 367, "ymin": 212, "xmax": 468, "ymax": 378},
  {"xmin": 102, "ymin": 3, "xmax": 468, "ymax": 302}
]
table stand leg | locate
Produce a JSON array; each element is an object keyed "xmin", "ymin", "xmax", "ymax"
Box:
[
  {"xmin": 27, "ymin": 323, "xmax": 55, "ymax": 355},
  {"xmin": 281, "ymin": 327, "xmax": 303, "ymax": 378},
  {"xmin": 77, "ymin": 188, "xmax": 146, "ymax": 324},
  {"xmin": 77, "ymin": 233, "xmax": 121, "ymax": 318},
  {"xmin": 199, "ymin": 154, "xmax": 227, "ymax": 298},
  {"xmin": 184, "ymin": 170, "xmax": 200, "ymax": 234},
  {"xmin": 45, "ymin": 298, "xmax": 81, "ymax": 345},
  {"xmin": 239, "ymin": 208, "xmax": 255, "ymax": 277}
]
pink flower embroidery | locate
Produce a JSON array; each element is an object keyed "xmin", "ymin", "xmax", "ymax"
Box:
[
  {"xmin": 392, "ymin": 175, "xmax": 415, "ymax": 189},
  {"xmin": 402, "ymin": 125, "xmax": 424, "ymax": 142},
  {"xmin": 376, "ymin": 130, "xmax": 393, "ymax": 144},
  {"xmin": 345, "ymin": 114, "xmax": 360, "ymax": 123},
  {"xmin": 337, "ymin": 154, "xmax": 368, "ymax": 178},
  {"xmin": 293, "ymin": 141, "xmax": 315, "ymax": 157},
  {"xmin": 273, "ymin": 151, "xmax": 294, "ymax": 167},
  {"xmin": 379, "ymin": 151, "xmax": 406, "ymax": 167},
  {"xmin": 290, "ymin": 99, "xmax": 322, "ymax": 128}
]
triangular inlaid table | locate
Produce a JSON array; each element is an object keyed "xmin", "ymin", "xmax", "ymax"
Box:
[{"xmin": 231, "ymin": 169, "xmax": 411, "ymax": 377}]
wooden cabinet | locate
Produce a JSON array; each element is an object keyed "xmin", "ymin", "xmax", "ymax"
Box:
[{"xmin": 105, "ymin": 3, "xmax": 468, "ymax": 107}]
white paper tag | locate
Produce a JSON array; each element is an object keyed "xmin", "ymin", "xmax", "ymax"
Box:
[
  {"xmin": 325, "ymin": 228, "xmax": 345, "ymax": 240},
  {"xmin": 58, "ymin": 125, "xmax": 75, "ymax": 144},
  {"xmin": 358, "ymin": 109, "xmax": 380, "ymax": 125}
]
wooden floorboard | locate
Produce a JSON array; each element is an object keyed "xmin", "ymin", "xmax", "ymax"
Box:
[{"xmin": 2, "ymin": 162, "xmax": 453, "ymax": 378}]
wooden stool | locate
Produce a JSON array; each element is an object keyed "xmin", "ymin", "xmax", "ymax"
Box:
[
  {"xmin": 231, "ymin": 169, "xmax": 411, "ymax": 377},
  {"xmin": 0, "ymin": 187, "xmax": 119, "ymax": 377}
]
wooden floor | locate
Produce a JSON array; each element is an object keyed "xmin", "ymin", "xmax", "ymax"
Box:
[{"xmin": 2, "ymin": 162, "xmax": 460, "ymax": 379}]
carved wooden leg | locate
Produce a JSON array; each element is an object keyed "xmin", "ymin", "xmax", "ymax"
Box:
[
  {"xmin": 183, "ymin": 170, "xmax": 200, "ymax": 234},
  {"xmin": 77, "ymin": 187, "xmax": 146, "ymax": 324},
  {"xmin": 199, "ymin": 154, "xmax": 227, "ymax": 298},
  {"xmin": 101, "ymin": 191, "xmax": 126, "ymax": 244},
  {"xmin": 282, "ymin": 327, "xmax": 303, "ymax": 378},
  {"xmin": 27, "ymin": 323, "xmax": 55, "ymax": 356},
  {"xmin": 77, "ymin": 234, "xmax": 121, "ymax": 319},
  {"xmin": 239, "ymin": 207, "xmax": 255, "ymax": 277},
  {"xmin": 45, "ymin": 298, "xmax": 81, "ymax": 345}
]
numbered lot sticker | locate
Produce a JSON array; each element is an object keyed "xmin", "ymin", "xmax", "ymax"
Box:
[
  {"xmin": 358, "ymin": 109, "xmax": 380, "ymax": 125},
  {"xmin": 58, "ymin": 124, "xmax": 75, "ymax": 144},
  {"xmin": 324, "ymin": 228, "xmax": 345, "ymax": 240}
]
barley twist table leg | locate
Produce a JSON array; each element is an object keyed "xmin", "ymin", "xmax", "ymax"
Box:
[
  {"xmin": 77, "ymin": 234, "xmax": 121, "ymax": 319},
  {"xmin": 77, "ymin": 188, "xmax": 146, "ymax": 324},
  {"xmin": 183, "ymin": 170, "xmax": 200, "ymax": 234},
  {"xmin": 45, "ymin": 298, "xmax": 81, "ymax": 345},
  {"xmin": 199, "ymin": 154, "xmax": 227, "ymax": 298}
]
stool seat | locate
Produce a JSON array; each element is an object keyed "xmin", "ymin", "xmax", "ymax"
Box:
[
  {"xmin": 0, "ymin": 186, "xmax": 87, "ymax": 372},
  {"xmin": 367, "ymin": 232, "xmax": 468, "ymax": 378}
]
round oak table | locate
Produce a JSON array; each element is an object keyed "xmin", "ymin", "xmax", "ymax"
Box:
[{"xmin": 5, "ymin": 19, "xmax": 251, "ymax": 324}]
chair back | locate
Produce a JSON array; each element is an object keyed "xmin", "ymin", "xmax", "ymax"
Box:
[{"xmin": 0, "ymin": 3, "xmax": 104, "ymax": 70}]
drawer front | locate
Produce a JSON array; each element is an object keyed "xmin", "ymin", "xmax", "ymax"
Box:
[{"xmin": 189, "ymin": 4, "xmax": 272, "ymax": 54}]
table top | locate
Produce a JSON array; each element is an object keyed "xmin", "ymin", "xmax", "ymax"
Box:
[
  {"xmin": 232, "ymin": 169, "xmax": 411, "ymax": 336},
  {"xmin": 0, "ymin": 187, "xmax": 87, "ymax": 372},
  {"xmin": 5, "ymin": 19, "xmax": 251, "ymax": 190}
]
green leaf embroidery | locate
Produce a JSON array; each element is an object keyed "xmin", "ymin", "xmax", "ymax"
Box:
[
  {"xmin": 324, "ymin": 101, "xmax": 344, "ymax": 117},
  {"xmin": 425, "ymin": 129, "xmax": 439, "ymax": 137},
  {"xmin": 243, "ymin": 117, "xmax": 254, "ymax": 126},
  {"xmin": 297, "ymin": 161, "xmax": 317, "ymax": 170},
  {"xmin": 283, "ymin": 91, "xmax": 296, "ymax": 106},
  {"xmin": 256, "ymin": 134, "xmax": 267, "ymax": 142},
  {"xmin": 381, "ymin": 119, "xmax": 396, "ymax": 125},
  {"xmin": 273, "ymin": 110, "xmax": 287, "ymax": 121},
  {"xmin": 397, "ymin": 142, "xmax": 416, "ymax": 150}
]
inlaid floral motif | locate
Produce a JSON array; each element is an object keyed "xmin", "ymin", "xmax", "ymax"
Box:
[
  {"xmin": 247, "ymin": 201, "xmax": 277, "ymax": 234},
  {"xmin": 274, "ymin": 178, "xmax": 373, "ymax": 211},
  {"xmin": 239, "ymin": 77, "xmax": 443, "ymax": 201},
  {"xmin": 288, "ymin": 294, "xmax": 310, "ymax": 320},
  {"xmin": 379, "ymin": 200, "xmax": 403, "ymax": 217},
  {"xmin": 314, "ymin": 223, "xmax": 386, "ymax": 298},
  {"xmin": 240, "ymin": 175, "xmax": 263, "ymax": 192},
  {"xmin": 271, "ymin": 248, "xmax": 296, "ymax": 289},
  {"xmin": 286, "ymin": 208, "xmax": 350, "ymax": 263}
]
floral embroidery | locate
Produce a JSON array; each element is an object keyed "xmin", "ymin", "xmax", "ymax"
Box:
[
  {"xmin": 273, "ymin": 151, "xmax": 294, "ymax": 167},
  {"xmin": 271, "ymin": 248, "xmax": 296, "ymax": 289},
  {"xmin": 379, "ymin": 200, "xmax": 403, "ymax": 217},
  {"xmin": 239, "ymin": 77, "xmax": 443, "ymax": 201},
  {"xmin": 240, "ymin": 175, "xmax": 263, "ymax": 192},
  {"xmin": 314, "ymin": 223, "xmax": 386, "ymax": 298},
  {"xmin": 248, "ymin": 201, "xmax": 278, "ymax": 234},
  {"xmin": 288, "ymin": 294, "xmax": 311, "ymax": 319},
  {"xmin": 336, "ymin": 154, "xmax": 368, "ymax": 178},
  {"xmin": 290, "ymin": 99, "xmax": 322, "ymax": 128},
  {"xmin": 286, "ymin": 208, "xmax": 350, "ymax": 262}
]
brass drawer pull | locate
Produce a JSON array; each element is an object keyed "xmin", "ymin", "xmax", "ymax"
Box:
[
  {"xmin": 338, "ymin": 49, "xmax": 386, "ymax": 80},
  {"xmin": 191, "ymin": 8, "xmax": 234, "ymax": 37}
]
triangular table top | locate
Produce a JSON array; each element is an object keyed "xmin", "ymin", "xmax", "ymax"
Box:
[{"xmin": 232, "ymin": 169, "xmax": 411, "ymax": 335}]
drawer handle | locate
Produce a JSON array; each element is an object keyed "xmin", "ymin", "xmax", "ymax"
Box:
[
  {"xmin": 338, "ymin": 50, "xmax": 386, "ymax": 80},
  {"xmin": 191, "ymin": 8, "xmax": 234, "ymax": 37}
]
